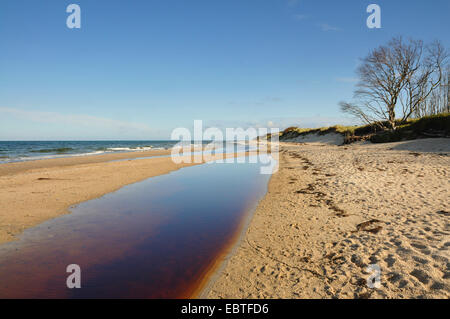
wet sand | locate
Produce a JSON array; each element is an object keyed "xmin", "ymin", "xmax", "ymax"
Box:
[
  {"xmin": 0, "ymin": 149, "xmax": 172, "ymax": 177},
  {"xmin": 0, "ymin": 149, "xmax": 251, "ymax": 245},
  {"xmin": 206, "ymin": 138, "xmax": 450, "ymax": 299}
]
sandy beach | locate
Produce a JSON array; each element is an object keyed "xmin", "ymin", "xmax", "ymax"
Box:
[
  {"xmin": 0, "ymin": 149, "xmax": 252, "ymax": 245},
  {"xmin": 1, "ymin": 139, "xmax": 449, "ymax": 298},
  {"xmin": 205, "ymin": 138, "xmax": 450, "ymax": 299}
]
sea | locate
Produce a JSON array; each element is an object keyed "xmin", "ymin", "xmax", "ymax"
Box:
[
  {"xmin": 0, "ymin": 140, "xmax": 184, "ymax": 164},
  {"xmin": 0, "ymin": 140, "xmax": 253, "ymax": 164}
]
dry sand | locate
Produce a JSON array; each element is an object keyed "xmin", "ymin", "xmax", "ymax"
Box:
[{"xmin": 206, "ymin": 138, "xmax": 450, "ymax": 299}]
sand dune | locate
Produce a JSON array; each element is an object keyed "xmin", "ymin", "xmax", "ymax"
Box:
[{"xmin": 282, "ymin": 132, "xmax": 345, "ymax": 145}]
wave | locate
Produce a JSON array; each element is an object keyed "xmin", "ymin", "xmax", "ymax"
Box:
[
  {"xmin": 0, "ymin": 150, "xmax": 109, "ymax": 163},
  {"xmin": 0, "ymin": 147, "xmax": 165, "ymax": 164},
  {"xmin": 105, "ymin": 146, "xmax": 154, "ymax": 151},
  {"xmin": 0, "ymin": 142, "xmax": 178, "ymax": 164},
  {"xmin": 30, "ymin": 147, "xmax": 75, "ymax": 154}
]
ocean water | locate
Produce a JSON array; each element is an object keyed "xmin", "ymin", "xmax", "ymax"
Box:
[
  {"xmin": 0, "ymin": 140, "xmax": 187, "ymax": 163},
  {"xmin": 0, "ymin": 140, "xmax": 255, "ymax": 164}
]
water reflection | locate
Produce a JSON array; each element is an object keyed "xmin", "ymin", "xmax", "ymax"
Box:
[{"xmin": 0, "ymin": 156, "xmax": 270, "ymax": 298}]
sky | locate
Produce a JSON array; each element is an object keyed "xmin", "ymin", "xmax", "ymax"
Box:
[{"xmin": 0, "ymin": 0, "xmax": 449, "ymax": 140}]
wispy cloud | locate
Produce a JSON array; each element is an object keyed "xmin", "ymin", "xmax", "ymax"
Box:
[
  {"xmin": 336, "ymin": 77, "xmax": 358, "ymax": 83},
  {"xmin": 0, "ymin": 107, "xmax": 152, "ymax": 131},
  {"xmin": 0, "ymin": 107, "xmax": 158, "ymax": 139},
  {"xmin": 204, "ymin": 117, "xmax": 357, "ymax": 131},
  {"xmin": 293, "ymin": 14, "xmax": 307, "ymax": 21},
  {"xmin": 255, "ymin": 96, "xmax": 284, "ymax": 106},
  {"xmin": 319, "ymin": 23, "xmax": 342, "ymax": 32},
  {"xmin": 264, "ymin": 96, "xmax": 283, "ymax": 103},
  {"xmin": 261, "ymin": 116, "xmax": 357, "ymax": 129}
]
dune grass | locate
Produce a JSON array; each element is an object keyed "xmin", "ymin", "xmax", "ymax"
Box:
[{"xmin": 277, "ymin": 113, "xmax": 450, "ymax": 144}]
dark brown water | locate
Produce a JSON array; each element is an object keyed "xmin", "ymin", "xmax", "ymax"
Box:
[{"xmin": 0, "ymin": 156, "xmax": 271, "ymax": 298}]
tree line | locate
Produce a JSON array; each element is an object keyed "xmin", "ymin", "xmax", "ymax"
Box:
[{"xmin": 340, "ymin": 37, "xmax": 449, "ymax": 130}]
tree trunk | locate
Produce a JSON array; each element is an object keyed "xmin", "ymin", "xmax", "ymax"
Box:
[{"xmin": 388, "ymin": 106, "xmax": 396, "ymax": 130}]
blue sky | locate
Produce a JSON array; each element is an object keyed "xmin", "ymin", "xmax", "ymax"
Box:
[{"xmin": 1, "ymin": 0, "xmax": 449, "ymax": 140}]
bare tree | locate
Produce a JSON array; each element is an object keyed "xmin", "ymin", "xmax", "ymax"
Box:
[
  {"xmin": 401, "ymin": 41, "xmax": 449, "ymax": 119},
  {"xmin": 415, "ymin": 65, "xmax": 449, "ymax": 116},
  {"xmin": 446, "ymin": 69, "xmax": 450, "ymax": 113},
  {"xmin": 340, "ymin": 37, "xmax": 448, "ymax": 130}
]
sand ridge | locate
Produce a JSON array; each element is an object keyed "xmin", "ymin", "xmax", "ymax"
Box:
[{"xmin": 0, "ymin": 149, "xmax": 172, "ymax": 177}]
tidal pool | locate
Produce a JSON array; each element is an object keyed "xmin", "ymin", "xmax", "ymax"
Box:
[{"xmin": 0, "ymin": 156, "xmax": 271, "ymax": 298}]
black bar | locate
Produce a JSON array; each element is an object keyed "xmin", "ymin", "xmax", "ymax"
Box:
[{"xmin": 1, "ymin": 299, "xmax": 447, "ymax": 318}]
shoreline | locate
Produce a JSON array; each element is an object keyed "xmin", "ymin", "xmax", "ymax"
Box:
[
  {"xmin": 0, "ymin": 149, "xmax": 255, "ymax": 245},
  {"xmin": 0, "ymin": 149, "xmax": 187, "ymax": 244},
  {"xmin": 196, "ymin": 184, "xmax": 273, "ymax": 299},
  {"xmin": 0, "ymin": 149, "xmax": 172, "ymax": 177},
  {"xmin": 206, "ymin": 138, "xmax": 450, "ymax": 299}
]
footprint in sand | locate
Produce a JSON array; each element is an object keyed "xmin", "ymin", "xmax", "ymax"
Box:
[
  {"xmin": 412, "ymin": 256, "xmax": 429, "ymax": 265},
  {"xmin": 410, "ymin": 269, "xmax": 431, "ymax": 285},
  {"xmin": 384, "ymin": 254, "xmax": 396, "ymax": 267}
]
